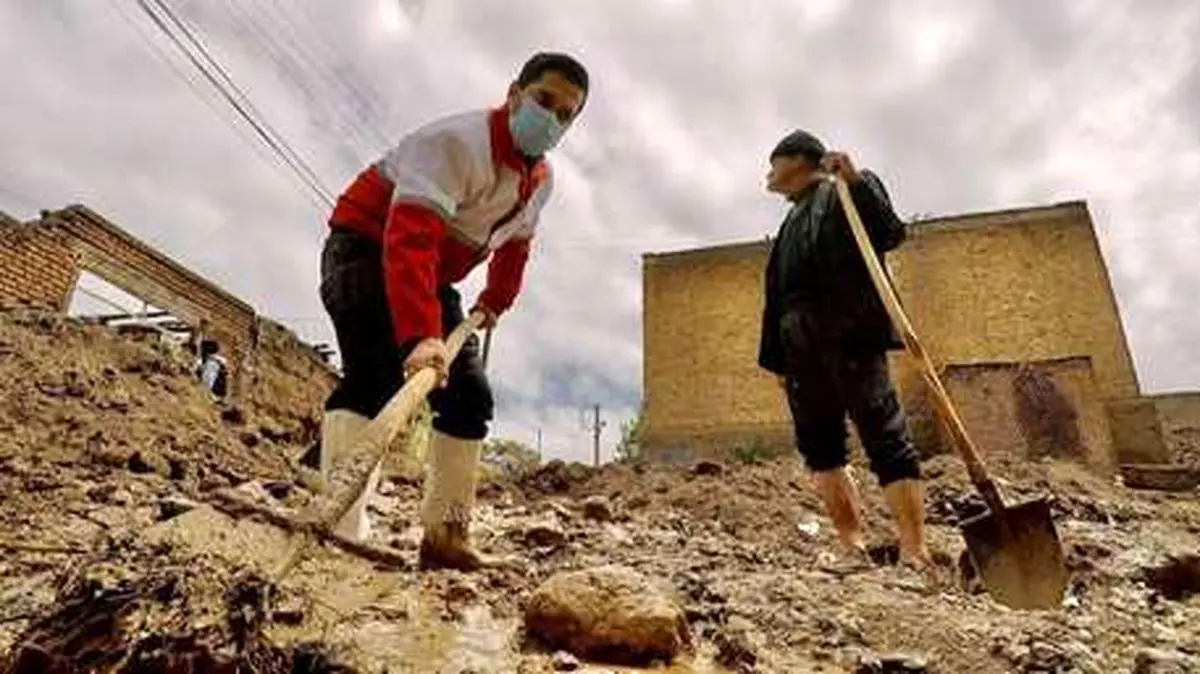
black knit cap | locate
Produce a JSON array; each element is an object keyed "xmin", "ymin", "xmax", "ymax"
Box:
[{"xmin": 770, "ymin": 129, "xmax": 826, "ymax": 164}]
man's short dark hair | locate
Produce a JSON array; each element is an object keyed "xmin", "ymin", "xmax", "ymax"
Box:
[
  {"xmin": 517, "ymin": 52, "xmax": 590, "ymax": 105},
  {"xmin": 200, "ymin": 339, "xmax": 219, "ymax": 357},
  {"xmin": 771, "ymin": 129, "xmax": 826, "ymax": 166}
]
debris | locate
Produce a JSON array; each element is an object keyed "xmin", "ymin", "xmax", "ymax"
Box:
[
  {"xmin": 693, "ymin": 460, "xmax": 724, "ymax": 477},
  {"xmin": 1141, "ymin": 553, "xmax": 1200, "ymax": 601},
  {"xmin": 796, "ymin": 519, "xmax": 821, "ymax": 539},
  {"xmin": 1133, "ymin": 647, "xmax": 1200, "ymax": 674},
  {"xmin": 853, "ymin": 652, "xmax": 929, "ymax": 673},
  {"xmin": 523, "ymin": 518, "xmax": 568, "ymax": 548},
  {"xmin": 524, "ymin": 565, "xmax": 692, "ymax": 665},
  {"xmin": 126, "ymin": 450, "xmax": 169, "ymax": 477},
  {"xmin": 3, "ymin": 308, "xmax": 1200, "ymax": 672},
  {"xmin": 713, "ymin": 615, "xmax": 762, "ymax": 672},
  {"xmin": 155, "ymin": 496, "xmax": 200, "ymax": 521},
  {"xmin": 1120, "ymin": 464, "xmax": 1200, "ymax": 492},
  {"xmin": 551, "ymin": 650, "xmax": 581, "ymax": 671},
  {"xmin": 580, "ymin": 495, "xmax": 614, "ymax": 522},
  {"xmin": 0, "ymin": 558, "xmax": 338, "ymax": 674}
]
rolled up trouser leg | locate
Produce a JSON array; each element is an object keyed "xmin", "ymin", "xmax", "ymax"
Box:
[
  {"xmin": 837, "ymin": 350, "xmax": 922, "ymax": 487},
  {"xmin": 420, "ymin": 430, "xmax": 481, "ymax": 529}
]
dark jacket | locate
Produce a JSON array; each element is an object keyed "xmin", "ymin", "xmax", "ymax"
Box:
[{"xmin": 757, "ymin": 170, "xmax": 907, "ymax": 375}]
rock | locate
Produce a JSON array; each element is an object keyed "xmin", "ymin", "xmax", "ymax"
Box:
[
  {"xmin": 261, "ymin": 481, "xmax": 293, "ymax": 500},
  {"xmin": 156, "ymin": 496, "xmax": 200, "ymax": 521},
  {"xmin": 165, "ymin": 455, "xmax": 188, "ymax": 481},
  {"xmin": 23, "ymin": 474, "xmax": 62, "ymax": 492},
  {"xmin": 86, "ymin": 483, "xmax": 118, "ymax": 503},
  {"xmin": 90, "ymin": 442, "xmax": 131, "ymax": 469},
  {"xmin": 853, "ymin": 652, "xmax": 929, "ymax": 673},
  {"xmin": 1134, "ymin": 648, "xmax": 1200, "ymax": 674},
  {"xmin": 524, "ymin": 518, "xmax": 568, "ymax": 548},
  {"xmin": 239, "ymin": 431, "xmax": 261, "ymax": 448},
  {"xmin": 551, "ymin": 651, "xmax": 581, "ymax": 671},
  {"xmin": 110, "ymin": 488, "xmax": 134, "ymax": 506},
  {"xmin": 1141, "ymin": 554, "xmax": 1200, "ymax": 601},
  {"xmin": 692, "ymin": 460, "xmax": 724, "ymax": 477},
  {"xmin": 547, "ymin": 501, "xmax": 574, "ymax": 520},
  {"xmin": 127, "ymin": 450, "xmax": 170, "ymax": 477},
  {"xmin": 220, "ymin": 406, "xmax": 246, "ymax": 425},
  {"xmin": 524, "ymin": 565, "xmax": 692, "ymax": 665},
  {"xmin": 581, "ymin": 495, "xmax": 614, "ymax": 522}
]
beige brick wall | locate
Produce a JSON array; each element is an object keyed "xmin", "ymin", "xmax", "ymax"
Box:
[
  {"xmin": 1107, "ymin": 398, "xmax": 1172, "ymax": 464},
  {"xmin": 1147, "ymin": 392, "xmax": 1200, "ymax": 465},
  {"xmin": 642, "ymin": 200, "xmax": 1141, "ymax": 464}
]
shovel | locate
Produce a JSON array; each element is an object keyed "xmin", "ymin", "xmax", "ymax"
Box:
[
  {"xmin": 269, "ymin": 310, "xmax": 488, "ymax": 584},
  {"xmin": 831, "ymin": 175, "xmax": 1069, "ymax": 611}
]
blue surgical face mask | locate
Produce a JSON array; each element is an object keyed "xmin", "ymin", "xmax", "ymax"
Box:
[{"xmin": 508, "ymin": 97, "xmax": 568, "ymax": 158}]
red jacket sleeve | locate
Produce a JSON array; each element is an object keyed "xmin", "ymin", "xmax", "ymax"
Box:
[
  {"xmin": 383, "ymin": 202, "xmax": 447, "ymax": 346},
  {"xmin": 476, "ymin": 237, "xmax": 532, "ymax": 316}
]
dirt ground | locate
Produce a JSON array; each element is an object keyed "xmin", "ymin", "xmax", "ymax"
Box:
[{"xmin": 1, "ymin": 307, "xmax": 1198, "ymax": 673}]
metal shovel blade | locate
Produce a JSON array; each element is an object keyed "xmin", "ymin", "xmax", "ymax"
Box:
[{"xmin": 960, "ymin": 497, "xmax": 1069, "ymax": 611}]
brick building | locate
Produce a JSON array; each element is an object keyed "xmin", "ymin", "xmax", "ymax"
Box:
[
  {"xmin": 641, "ymin": 200, "xmax": 1192, "ymax": 468},
  {"xmin": 0, "ymin": 205, "xmax": 335, "ymax": 419}
]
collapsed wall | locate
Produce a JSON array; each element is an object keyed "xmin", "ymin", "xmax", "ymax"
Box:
[{"xmin": 0, "ymin": 205, "xmax": 336, "ymax": 417}]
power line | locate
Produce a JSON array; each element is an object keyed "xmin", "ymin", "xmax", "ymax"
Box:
[
  {"xmin": 228, "ymin": 0, "xmax": 391, "ymax": 157},
  {"xmin": 105, "ymin": 0, "xmax": 329, "ymax": 215},
  {"xmin": 134, "ymin": 0, "xmax": 336, "ymax": 209},
  {"xmin": 141, "ymin": 0, "xmax": 335, "ymax": 206}
]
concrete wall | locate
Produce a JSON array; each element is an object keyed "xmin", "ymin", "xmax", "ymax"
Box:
[
  {"xmin": 0, "ymin": 204, "xmax": 335, "ymax": 412},
  {"xmin": 641, "ymin": 200, "xmax": 1142, "ymax": 464}
]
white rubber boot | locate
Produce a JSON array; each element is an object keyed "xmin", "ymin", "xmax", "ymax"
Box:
[
  {"xmin": 419, "ymin": 431, "xmax": 515, "ymax": 570},
  {"xmin": 318, "ymin": 409, "xmax": 377, "ymax": 543}
]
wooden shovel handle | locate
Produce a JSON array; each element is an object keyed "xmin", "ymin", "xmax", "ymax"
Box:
[
  {"xmin": 270, "ymin": 310, "xmax": 488, "ymax": 583},
  {"xmin": 832, "ymin": 177, "xmax": 1005, "ymax": 512}
]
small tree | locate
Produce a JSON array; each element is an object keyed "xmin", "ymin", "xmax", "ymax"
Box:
[
  {"xmin": 614, "ymin": 405, "xmax": 645, "ymax": 463},
  {"xmin": 482, "ymin": 437, "xmax": 541, "ymax": 477}
]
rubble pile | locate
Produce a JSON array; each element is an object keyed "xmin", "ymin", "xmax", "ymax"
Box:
[
  {"xmin": 2, "ymin": 307, "xmax": 1199, "ymax": 673},
  {"xmin": 0, "ymin": 538, "xmax": 348, "ymax": 674}
]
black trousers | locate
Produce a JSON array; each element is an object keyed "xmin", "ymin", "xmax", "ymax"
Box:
[
  {"xmin": 780, "ymin": 307, "xmax": 920, "ymax": 487},
  {"xmin": 319, "ymin": 229, "xmax": 493, "ymax": 440}
]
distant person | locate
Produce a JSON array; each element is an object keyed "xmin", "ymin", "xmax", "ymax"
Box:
[
  {"xmin": 196, "ymin": 339, "xmax": 228, "ymax": 399},
  {"xmin": 316, "ymin": 52, "xmax": 590, "ymax": 568},
  {"xmin": 757, "ymin": 130, "xmax": 932, "ymax": 581}
]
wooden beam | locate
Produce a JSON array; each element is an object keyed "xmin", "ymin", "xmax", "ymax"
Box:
[
  {"xmin": 1120, "ymin": 464, "xmax": 1200, "ymax": 492},
  {"xmin": 80, "ymin": 310, "xmax": 170, "ymax": 324}
]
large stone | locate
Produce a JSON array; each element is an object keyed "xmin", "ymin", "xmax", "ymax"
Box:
[
  {"xmin": 524, "ymin": 565, "xmax": 692, "ymax": 665},
  {"xmin": 1133, "ymin": 648, "xmax": 1200, "ymax": 674}
]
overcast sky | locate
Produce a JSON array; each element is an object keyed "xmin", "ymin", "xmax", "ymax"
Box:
[{"xmin": 2, "ymin": 0, "xmax": 1198, "ymax": 463}]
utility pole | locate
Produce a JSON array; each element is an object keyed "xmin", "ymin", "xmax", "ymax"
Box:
[
  {"xmin": 581, "ymin": 404, "xmax": 605, "ymax": 467},
  {"xmin": 535, "ymin": 428, "xmax": 543, "ymax": 460}
]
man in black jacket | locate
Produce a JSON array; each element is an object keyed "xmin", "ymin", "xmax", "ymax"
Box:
[{"xmin": 758, "ymin": 129, "xmax": 931, "ymax": 576}]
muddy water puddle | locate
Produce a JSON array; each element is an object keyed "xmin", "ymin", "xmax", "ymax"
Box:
[{"xmin": 273, "ymin": 581, "xmax": 738, "ymax": 673}]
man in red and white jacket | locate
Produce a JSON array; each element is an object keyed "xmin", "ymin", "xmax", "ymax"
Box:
[{"xmin": 316, "ymin": 52, "xmax": 589, "ymax": 569}]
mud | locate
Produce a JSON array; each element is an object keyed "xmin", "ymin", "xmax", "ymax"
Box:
[{"xmin": 2, "ymin": 308, "xmax": 1200, "ymax": 673}]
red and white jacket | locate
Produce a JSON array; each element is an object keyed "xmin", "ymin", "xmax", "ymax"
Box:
[{"xmin": 328, "ymin": 105, "xmax": 552, "ymax": 346}]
